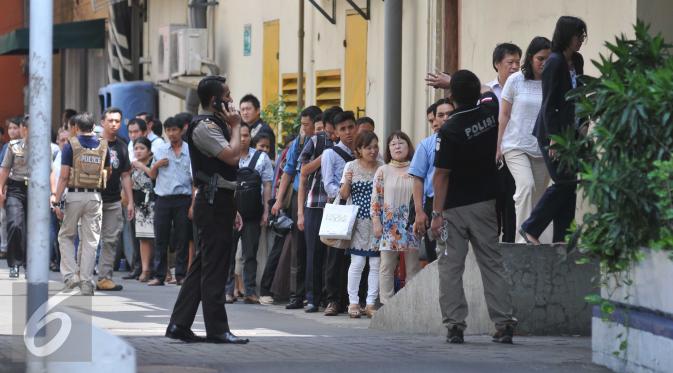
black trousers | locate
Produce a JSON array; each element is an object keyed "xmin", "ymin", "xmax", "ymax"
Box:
[
  {"xmin": 260, "ymin": 230, "xmax": 287, "ymax": 296},
  {"xmin": 325, "ymin": 245, "xmax": 348, "ymax": 305},
  {"xmin": 225, "ymin": 218, "xmax": 262, "ymax": 296},
  {"xmin": 496, "ymin": 163, "xmax": 517, "ymax": 243},
  {"xmin": 522, "ymin": 145, "xmax": 577, "ymax": 242},
  {"xmin": 152, "ymin": 195, "xmax": 191, "ymax": 280},
  {"xmin": 304, "ymin": 207, "xmax": 326, "ymax": 306},
  {"xmin": 289, "ymin": 191, "xmax": 306, "ymax": 300},
  {"xmin": 170, "ymin": 189, "xmax": 235, "ymax": 335},
  {"xmin": 5, "ymin": 181, "xmax": 26, "ymax": 268},
  {"xmin": 423, "ymin": 197, "xmax": 437, "ymax": 262}
]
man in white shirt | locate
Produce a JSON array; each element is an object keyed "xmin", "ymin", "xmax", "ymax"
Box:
[
  {"xmin": 486, "ymin": 43, "xmax": 522, "ymax": 101},
  {"xmin": 485, "ymin": 42, "xmax": 522, "ymax": 243}
]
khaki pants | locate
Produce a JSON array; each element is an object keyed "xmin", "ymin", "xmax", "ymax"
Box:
[
  {"xmin": 437, "ymin": 200, "xmax": 516, "ymax": 331},
  {"xmin": 58, "ymin": 192, "xmax": 102, "ymax": 284},
  {"xmin": 379, "ymin": 249, "xmax": 421, "ymax": 305},
  {"xmin": 504, "ymin": 150, "xmax": 551, "ymax": 243},
  {"xmin": 98, "ymin": 201, "xmax": 123, "ymax": 280}
]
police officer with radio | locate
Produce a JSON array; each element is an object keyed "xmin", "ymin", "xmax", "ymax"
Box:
[
  {"xmin": 166, "ymin": 75, "xmax": 249, "ymax": 344},
  {"xmin": 0, "ymin": 117, "xmax": 29, "ymax": 278},
  {"xmin": 53, "ymin": 113, "xmax": 111, "ymax": 295}
]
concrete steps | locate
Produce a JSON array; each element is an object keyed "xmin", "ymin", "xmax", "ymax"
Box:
[{"xmin": 370, "ymin": 244, "xmax": 598, "ymax": 336}]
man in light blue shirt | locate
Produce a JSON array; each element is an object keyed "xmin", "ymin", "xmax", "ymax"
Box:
[
  {"xmin": 410, "ymin": 99, "xmax": 453, "ymax": 262},
  {"xmin": 148, "ymin": 117, "xmax": 193, "ymax": 286}
]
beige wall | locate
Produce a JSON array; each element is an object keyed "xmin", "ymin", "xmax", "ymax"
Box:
[
  {"xmin": 458, "ymin": 0, "xmax": 638, "ymax": 82},
  {"xmin": 146, "ymin": 0, "xmax": 435, "ymax": 144},
  {"xmin": 637, "ymin": 0, "xmax": 673, "ymax": 42}
]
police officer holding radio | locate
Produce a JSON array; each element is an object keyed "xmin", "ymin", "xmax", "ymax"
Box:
[
  {"xmin": 0, "ymin": 117, "xmax": 29, "ymax": 278},
  {"xmin": 166, "ymin": 75, "xmax": 249, "ymax": 344}
]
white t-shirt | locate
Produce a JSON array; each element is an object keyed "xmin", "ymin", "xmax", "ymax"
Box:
[{"xmin": 501, "ymin": 71, "xmax": 543, "ymax": 157}]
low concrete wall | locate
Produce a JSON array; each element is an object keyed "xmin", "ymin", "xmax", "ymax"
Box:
[
  {"xmin": 370, "ymin": 244, "xmax": 598, "ymax": 336},
  {"xmin": 593, "ymin": 249, "xmax": 673, "ymax": 373}
]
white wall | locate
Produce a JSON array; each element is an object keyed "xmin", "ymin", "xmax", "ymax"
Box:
[{"xmin": 458, "ymin": 0, "xmax": 638, "ymax": 82}]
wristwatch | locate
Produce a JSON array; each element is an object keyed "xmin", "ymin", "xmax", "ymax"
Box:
[{"xmin": 431, "ymin": 210, "xmax": 442, "ymax": 219}]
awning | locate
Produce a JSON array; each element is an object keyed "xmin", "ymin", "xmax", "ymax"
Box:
[{"xmin": 0, "ymin": 18, "xmax": 106, "ymax": 56}]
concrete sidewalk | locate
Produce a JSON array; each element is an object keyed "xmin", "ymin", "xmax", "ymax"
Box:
[{"xmin": 0, "ymin": 264, "xmax": 612, "ymax": 373}]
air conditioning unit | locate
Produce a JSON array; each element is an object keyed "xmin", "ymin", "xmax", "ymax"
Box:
[
  {"xmin": 170, "ymin": 28, "xmax": 208, "ymax": 77},
  {"xmin": 156, "ymin": 24, "xmax": 186, "ymax": 81}
]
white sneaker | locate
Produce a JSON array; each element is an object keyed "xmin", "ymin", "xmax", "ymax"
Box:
[{"xmin": 259, "ymin": 296, "xmax": 274, "ymax": 305}]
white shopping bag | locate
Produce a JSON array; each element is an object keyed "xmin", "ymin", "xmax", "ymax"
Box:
[{"xmin": 319, "ymin": 202, "xmax": 359, "ymax": 240}]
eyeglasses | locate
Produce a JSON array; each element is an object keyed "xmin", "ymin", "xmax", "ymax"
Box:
[{"xmin": 578, "ymin": 33, "xmax": 587, "ymax": 42}]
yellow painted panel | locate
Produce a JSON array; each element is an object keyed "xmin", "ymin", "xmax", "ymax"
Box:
[
  {"xmin": 262, "ymin": 20, "xmax": 280, "ymax": 107},
  {"xmin": 344, "ymin": 13, "xmax": 367, "ymax": 116}
]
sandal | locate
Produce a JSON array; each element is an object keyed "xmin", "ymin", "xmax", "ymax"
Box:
[
  {"xmin": 138, "ymin": 271, "xmax": 151, "ymax": 283},
  {"xmin": 519, "ymin": 227, "xmax": 540, "ymax": 245},
  {"xmin": 348, "ymin": 304, "xmax": 361, "ymax": 319}
]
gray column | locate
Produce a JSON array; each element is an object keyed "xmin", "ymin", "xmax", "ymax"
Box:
[
  {"xmin": 26, "ymin": 0, "xmax": 53, "ymax": 371},
  {"xmin": 384, "ymin": 0, "xmax": 403, "ymax": 138}
]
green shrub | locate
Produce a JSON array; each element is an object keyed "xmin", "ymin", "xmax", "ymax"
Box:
[{"xmin": 555, "ymin": 21, "xmax": 673, "ymax": 274}]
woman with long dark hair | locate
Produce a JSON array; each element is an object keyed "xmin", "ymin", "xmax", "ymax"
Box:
[
  {"xmin": 520, "ymin": 16, "xmax": 587, "ymax": 245},
  {"xmin": 496, "ymin": 36, "xmax": 552, "ymax": 243}
]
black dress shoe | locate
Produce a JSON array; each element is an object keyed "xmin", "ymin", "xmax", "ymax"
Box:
[
  {"xmin": 285, "ymin": 298, "xmax": 304, "ymax": 309},
  {"xmin": 206, "ymin": 332, "xmax": 249, "ymax": 344},
  {"xmin": 165, "ymin": 323, "xmax": 205, "ymax": 342},
  {"xmin": 304, "ymin": 304, "xmax": 319, "ymax": 313},
  {"xmin": 122, "ymin": 271, "xmax": 141, "ymax": 280}
]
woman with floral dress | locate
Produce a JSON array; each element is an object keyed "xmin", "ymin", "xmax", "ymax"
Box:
[
  {"xmin": 339, "ymin": 131, "xmax": 383, "ymax": 318},
  {"xmin": 372, "ymin": 131, "xmax": 421, "ymax": 305},
  {"xmin": 130, "ymin": 137, "xmax": 156, "ymax": 282}
]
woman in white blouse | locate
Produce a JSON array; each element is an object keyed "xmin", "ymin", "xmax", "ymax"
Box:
[{"xmin": 496, "ymin": 36, "xmax": 552, "ymax": 243}]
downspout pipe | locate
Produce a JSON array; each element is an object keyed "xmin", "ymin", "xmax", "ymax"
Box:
[
  {"xmin": 383, "ymin": 0, "xmax": 403, "ymax": 138},
  {"xmin": 298, "ymin": 0, "xmax": 305, "ymax": 110}
]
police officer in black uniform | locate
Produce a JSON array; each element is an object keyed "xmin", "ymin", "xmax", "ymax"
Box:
[{"xmin": 165, "ymin": 76, "xmax": 249, "ymax": 344}]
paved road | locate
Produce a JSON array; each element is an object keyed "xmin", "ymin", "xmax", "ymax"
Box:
[{"xmin": 0, "ymin": 265, "xmax": 612, "ymax": 373}]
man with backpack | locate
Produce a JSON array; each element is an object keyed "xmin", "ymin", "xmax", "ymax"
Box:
[
  {"xmin": 225, "ymin": 123, "xmax": 274, "ymax": 304},
  {"xmin": 320, "ymin": 111, "xmax": 358, "ymax": 316},
  {"xmin": 297, "ymin": 106, "xmax": 340, "ymax": 312},
  {"xmin": 271, "ymin": 106, "xmax": 322, "ymax": 310}
]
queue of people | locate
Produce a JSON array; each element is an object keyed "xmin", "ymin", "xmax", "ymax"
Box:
[{"xmin": 0, "ymin": 15, "xmax": 587, "ymax": 346}]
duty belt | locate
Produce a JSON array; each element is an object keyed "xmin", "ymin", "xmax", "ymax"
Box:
[{"xmin": 194, "ymin": 171, "xmax": 236, "ymax": 205}]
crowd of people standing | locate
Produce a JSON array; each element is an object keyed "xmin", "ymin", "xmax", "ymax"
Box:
[{"xmin": 0, "ymin": 15, "xmax": 587, "ymax": 346}]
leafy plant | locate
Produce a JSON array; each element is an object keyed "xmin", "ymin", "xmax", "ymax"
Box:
[
  {"xmin": 554, "ymin": 21, "xmax": 673, "ymax": 276},
  {"xmin": 261, "ymin": 95, "xmax": 302, "ymax": 150}
]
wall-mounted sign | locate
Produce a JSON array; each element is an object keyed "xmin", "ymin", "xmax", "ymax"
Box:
[{"xmin": 244, "ymin": 24, "xmax": 252, "ymax": 56}]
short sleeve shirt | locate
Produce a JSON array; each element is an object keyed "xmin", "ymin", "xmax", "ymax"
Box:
[
  {"xmin": 61, "ymin": 135, "xmax": 111, "ymax": 168},
  {"xmin": 1, "ymin": 140, "xmax": 29, "ymax": 181},
  {"xmin": 408, "ymin": 133, "xmax": 437, "ymax": 199},
  {"xmin": 101, "ymin": 138, "xmax": 132, "ymax": 203},
  {"xmin": 435, "ymin": 92, "xmax": 499, "ymax": 209},
  {"xmin": 240, "ymin": 147, "xmax": 274, "ymax": 183},
  {"xmin": 500, "ymin": 71, "xmax": 543, "ymax": 157},
  {"xmin": 192, "ymin": 118, "xmax": 229, "ymax": 158}
]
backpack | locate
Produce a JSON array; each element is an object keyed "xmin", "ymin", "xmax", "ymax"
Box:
[{"xmin": 235, "ymin": 150, "xmax": 264, "ymax": 220}]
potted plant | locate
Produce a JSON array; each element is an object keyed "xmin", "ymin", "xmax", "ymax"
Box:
[{"xmin": 554, "ymin": 22, "xmax": 673, "ymax": 373}]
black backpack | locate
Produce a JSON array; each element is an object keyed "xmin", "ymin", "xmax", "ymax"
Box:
[{"xmin": 235, "ymin": 151, "xmax": 264, "ymax": 220}]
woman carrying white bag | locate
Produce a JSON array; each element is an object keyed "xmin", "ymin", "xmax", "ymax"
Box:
[{"xmin": 338, "ymin": 131, "xmax": 383, "ymax": 318}]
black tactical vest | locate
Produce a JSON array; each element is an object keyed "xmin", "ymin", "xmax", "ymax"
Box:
[{"xmin": 187, "ymin": 114, "xmax": 238, "ymax": 186}]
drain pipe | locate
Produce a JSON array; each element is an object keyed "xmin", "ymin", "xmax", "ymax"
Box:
[
  {"xmin": 298, "ymin": 0, "xmax": 305, "ymax": 110},
  {"xmin": 383, "ymin": 0, "xmax": 403, "ymax": 138}
]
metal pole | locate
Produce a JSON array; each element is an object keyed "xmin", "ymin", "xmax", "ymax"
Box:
[
  {"xmin": 297, "ymin": 0, "xmax": 305, "ymax": 110},
  {"xmin": 27, "ymin": 0, "xmax": 52, "ymax": 329},
  {"xmin": 383, "ymin": 0, "xmax": 402, "ymax": 138}
]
